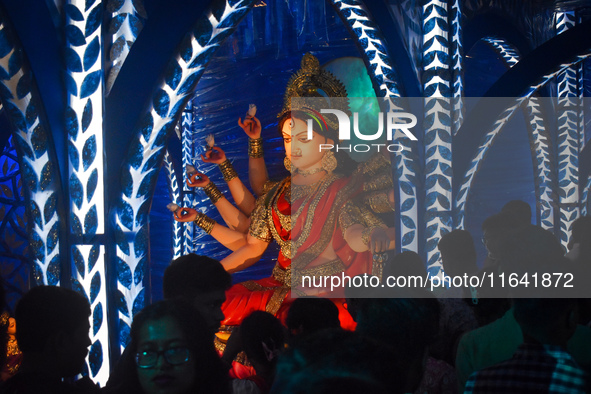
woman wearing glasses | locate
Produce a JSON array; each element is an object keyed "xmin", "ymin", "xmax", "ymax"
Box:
[{"xmin": 109, "ymin": 299, "xmax": 230, "ymax": 394}]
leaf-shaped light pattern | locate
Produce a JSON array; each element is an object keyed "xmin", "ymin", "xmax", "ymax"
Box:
[
  {"xmin": 555, "ymin": 12, "xmax": 582, "ymax": 248},
  {"xmin": 106, "ymin": 0, "xmax": 147, "ymax": 95},
  {"xmin": 163, "ymin": 150, "xmax": 183, "ymax": 259},
  {"xmin": 330, "ymin": 1, "xmax": 417, "ymax": 256},
  {"xmin": 115, "ymin": 0, "xmax": 253, "ymax": 353},
  {"xmin": 450, "ymin": 0, "xmax": 463, "ymax": 130},
  {"xmin": 66, "ymin": 0, "xmax": 109, "ymax": 385},
  {"xmin": 0, "ymin": 136, "xmax": 30, "ymax": 309},
  {"xmin": 422, "ymin": 0, "xmax": 452, "ymax": 274},
  {"xmin": 526, "ymin": 98, "xmax": 555, "ymax": 233},
  {"xmin": 582, "ymin": 177, "xmax": 591, "ymax": 217},
  {"xmin": 455, "ymin": 53, "xmax": 591, "ymax": 238},
  {"xmin": 0, "ymin": 17, "xmax": 61, "ymax": 286},
  {"xmin": 330, "ymin": 0, "xmax": 401, "ymax": 98},
  {"xmin": 181, "ymin": 102, "xmax": 194, "ymax": 254}
]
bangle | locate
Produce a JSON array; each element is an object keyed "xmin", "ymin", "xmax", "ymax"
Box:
[
  {"xmin": 194, "ymin": 212, "xmax": 216, "ymax": 234},
  {"xmin": 203, "ymin": 182, "xmax": 223, "ymax": 203},
  {"xmin": 248, "ymin": 137, "xmax": 264, "ymax": 158},
  {"xmin": 219, "ymin": 160, "xmax": 238, "ymax": 182}
]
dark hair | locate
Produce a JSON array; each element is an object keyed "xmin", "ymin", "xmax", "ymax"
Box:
[
  {"xmin": 15, "ymin": 286, "xmax": 90, "ymax": 353},
  {"xmin": 382, "ymin": 251, "xmax": 427, "ymax": 279},
  {"xmin": 273, "ymin": 329, "xmax": 403, "ymax": 394},
  {"xmin": 124, "ymin": 299, "xmax": 229, "ymax": 394},
  {"xmin": 481, "ymin": 212, "xmax": 521, "ymax": 234},
  {"xmin": 438, "ymin": 230, "xmax": 477, "ymax": 276},
  {"xmin": 481, "ymin": 212, "xmax": 522, "ymax": 259},
  {"xmin": 163, "ymin": 254, "xmax": 231, "ymax": 299},
  {"xmin": 498, "ymin": 224, "xmax": 564, "ymax": 274},
  {"xmin": 286, "ymin": 297, "xmax": 340, "ymax": 335},
  {"xmin": 241, "ymin": 311, "xmax": 285, "ymax": 368},
  {"xmin": 569, "ymin": 216, "xmax": 591, "ymax": 265},
  {"xmin": 501, "ymin": 200, "xmax": 532, "ymax": 226},
  {"xmin": 356, "ymin": 296, "xmax": 440, "ymax": 354},
  {"xmin": 513, "ymin": 298, "xmax": 578, "ymax": 340},
  {"xmin": 570, "ymin": 216, "xmax": 591, "ymax": 245},
  {"xmin": 278, "ymin": 110, "xmax": 357, "ymax": 175}
]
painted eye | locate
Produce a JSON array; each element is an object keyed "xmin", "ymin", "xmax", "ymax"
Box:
[{"xmin": 290, "ymin": 119, "xmax": 295, "ymax": 128}]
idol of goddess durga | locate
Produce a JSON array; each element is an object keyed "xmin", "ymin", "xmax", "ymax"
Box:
[{"xmin": 169, "ymin": 53, "xmax": 397, "ymax": 331}]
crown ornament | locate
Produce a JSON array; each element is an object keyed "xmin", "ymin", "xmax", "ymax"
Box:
[{"xmin": 279, "ymin": 53, "xmax": 350, "ymax": 131}]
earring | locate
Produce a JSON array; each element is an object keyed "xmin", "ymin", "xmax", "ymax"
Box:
[
  {"xmin": 284, "ymin": 156, "xmax": 295, "ymax": 173},
  {"xmin": 321, "ymin": 151, "xmax": 337, "ymax": 173}
]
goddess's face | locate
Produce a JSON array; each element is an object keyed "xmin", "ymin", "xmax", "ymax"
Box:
[
  {"xmin": 282, "ymin": 117, "xmax": 331, "ymax": 171},
  {"xmin": 136, "ymin": 317, "xmax": 195, "ymax": 394}
]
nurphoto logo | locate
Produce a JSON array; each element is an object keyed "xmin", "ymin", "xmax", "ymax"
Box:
[{"xmin": 308, "ymin": 109, "xmax": 417, "ymax": 153}]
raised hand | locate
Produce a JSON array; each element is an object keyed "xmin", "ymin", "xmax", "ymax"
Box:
[
  {"xmin": 201, "ymin": 146, "xmax": 227, "ymax": 164},
  {"xmin": 167, "ymin": 204, "xmax": 198, "ymax": 223},
  {"xmin": 238, "ymin": 116, "xmax": 262, "ymax": 139},
  {"xmin": 186, "ymin": 171, "xmax": 210, "ymax": 188}
]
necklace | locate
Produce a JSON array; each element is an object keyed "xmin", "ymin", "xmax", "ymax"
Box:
[
  {"xmin": 297, "ymin": 167, "xmax": 325, "ymax": 177},
  {"xmin": 291, "ymin": 177, "xmax": 326, "ymax": 201}
]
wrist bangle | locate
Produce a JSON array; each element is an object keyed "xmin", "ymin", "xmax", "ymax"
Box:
[
  {"xmin": 194, "ymin": 212, "xmax": 216, "ymax": 234},
  {"xmin": 219, "ymin": 159, "xmax": 238, "ymax": 182},
  {"xmin": 203, "ymin": 182, "xmax": 223, "ymax": 204},
  {"xmin": 248, "ymin": 137, "xmax": 264, "ymax": 158}
]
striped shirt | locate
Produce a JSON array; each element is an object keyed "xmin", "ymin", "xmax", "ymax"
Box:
[{"xmin": 464, "ymin": 343, "xmax": 588, "ymax": 393}]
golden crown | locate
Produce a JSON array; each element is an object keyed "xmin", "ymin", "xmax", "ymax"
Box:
[{"xmin": 278, "ymin": 53, "xmax": 350, "ymax": 131}]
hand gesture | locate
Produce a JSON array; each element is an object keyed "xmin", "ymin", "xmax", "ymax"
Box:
[
  {"xmin": 186, "ymin": 171, "xmax": 210, "ymax": 188},
  {"xmin": 238, "ymin": 116, "xmax": 261, "ymax": 139},
  {"xmin": 369, "ymin": 227, "xmax": 389, "ymax": 254},
  {"xmin": 171, "ymin": 206, "xmax": 198, "ymax": 222},
  {"xmin": 201, "ymin": 146, "xmax": 226, "ymax": 164},
  {"xmin": 221, "ymin": 327, "xmax": 243, "ymax": 366}
]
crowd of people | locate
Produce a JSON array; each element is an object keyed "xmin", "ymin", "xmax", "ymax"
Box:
[{"xmin": 0, "ymin": 209, "xmax": 590, "ymax": 393}]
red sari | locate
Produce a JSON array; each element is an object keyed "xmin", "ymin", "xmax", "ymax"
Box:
[{"xmin": 221, "ymin": 173, "xmax": 371, "ymax": 330}]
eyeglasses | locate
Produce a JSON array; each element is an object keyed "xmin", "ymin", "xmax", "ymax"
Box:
[{"xmin": 135, "ymin": 347, "xmax": 190, "ymax": 369}]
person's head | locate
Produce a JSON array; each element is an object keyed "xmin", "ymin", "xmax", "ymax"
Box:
[
  {"xmin": 355, "ymin": 294, "xmax": 440, "ymax": 393},
  {"xmin": 513, "ymin": 298, "xmax": 578, "ymax": 347},
  {"xmin": 501, "ymin": 200, "xmax": 532, "ymax": 226},
  {"xmin": 438, "ymin": 230, "xmax": 478, "ymax": 277},
  {"xmin": 344, "ymin": 275, "xmax": 379, "ymax": 322},
  {"xmin": 286, "ymin": 297, "xmax": 340, "ymax": 338},
  {"xmin": 241, "ymin": 311, "xmax": 285, "ymax": 374},
  {"xmin": 382, "ymin": 251, "xmax": 427, "ymax": 280},
  {"xmin": 568, "ymin": 216, "xmax": 591, "ymax": 250},
  {"xmin": 163, "ymin": 254, "xmax": 231, "ymax": 335},
  {"xmin": 273, "ymin": 329, "xmax": 402, "ymax": 394},
  {"xmin": 498, "ymin": 224, "xmax": 564, "ymax": 275},
  {"xmin": 15, "ymin": 285, "xmax": 91, "ymax": 377},
  {"xmin": 129, "ymin": 299, "xmax": 229, "ymax": 394},
  {"xmin": 481, "ymin": 212, "xmax": 521, "ymax": 260}
]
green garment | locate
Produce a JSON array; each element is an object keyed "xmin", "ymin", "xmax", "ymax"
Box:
[{"xmin": 455, "ymin": 307, "xmax": 591, "ymax": 391}]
